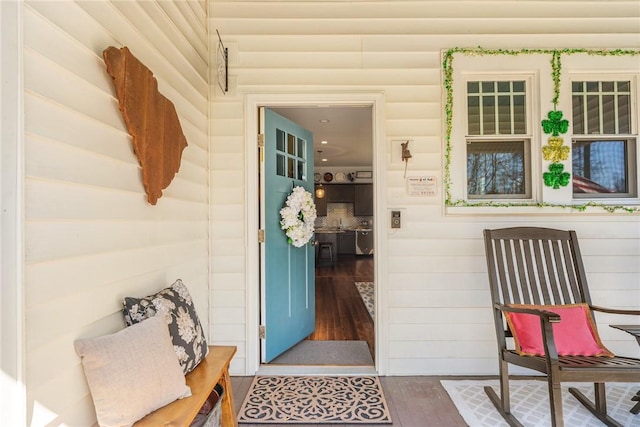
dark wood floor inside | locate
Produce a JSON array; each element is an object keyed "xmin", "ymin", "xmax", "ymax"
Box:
[
  {"xmin": 231, "ymin": 375, "xmax": 469, "ymax": 427},
  {"xmin": 308, "ymin": 254, "xmax": 375, "ymax": 358}
]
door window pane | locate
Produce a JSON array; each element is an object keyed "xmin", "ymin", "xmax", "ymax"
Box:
[
  {"xmin": 276, "ymin": 154, "xmax": 285, "ymax": 176},
  {"xmin": 275, "ymin": 127, "xmax": 309, "ymax": 180},
  {"xmin": 287, "ymin": 157, "xmax": 295, "ymax": 178},
  {"xmin": 287, "ymin": 134, "xmax": 296, "ymax": 155},
  {"xmin": 276, "ymin": 129, "xmax": 285, "ymax": 152}
]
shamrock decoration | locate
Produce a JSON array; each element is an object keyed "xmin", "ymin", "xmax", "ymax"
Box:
[
  {"xmin": 541, "ymin": 110, "xmax": 570, "ymax": 189},
  {"xmin": 543, "ymin": 163, "xmax": 570, "ymax": 189},
  {"xmin": 541, "ymin": 110, "xmax": 569, "ymax": 136},
  {"xmin": 542, "ymin": 136, "xmax": 570, "ymax": 162}
]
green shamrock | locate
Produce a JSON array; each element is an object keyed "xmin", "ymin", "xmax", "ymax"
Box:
[
  {"xmin": 543, "ymin": 163, "xmax": 570, "ymax": 189},
  {"xmin": 541, "ymin": 110, "xmax": 569, "ymax": 136}
]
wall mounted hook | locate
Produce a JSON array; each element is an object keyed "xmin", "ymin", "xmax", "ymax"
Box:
[{"xmin": 401, "ymin": 140, "xmax": 412, "ymax": 178}]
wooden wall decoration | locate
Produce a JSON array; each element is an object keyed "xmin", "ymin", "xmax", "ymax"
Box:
[{"xmin": 103, "ymin": 46, "xmax": 188, "ymax": 205}]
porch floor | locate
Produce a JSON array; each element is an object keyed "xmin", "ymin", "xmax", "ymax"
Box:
[
  {"xmin": 231, "ymin": 375, "xmax": 471, "ymax": 426},
  {"xmin": 232, "ymin": 255, "xmax": 473, "ymax": 426}
]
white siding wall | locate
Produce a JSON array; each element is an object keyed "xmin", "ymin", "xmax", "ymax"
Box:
[
  {"xmin": 210, "ymin": 1, "xmax": 640, "ymax": 376},
  {"xmin": 23, "ymin": 1, "xmax": 209, "ymax": 425}
]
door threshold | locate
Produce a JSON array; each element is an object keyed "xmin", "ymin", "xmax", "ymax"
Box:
[{"xmin": 257, "ymin": 364, "xmax": 377, "ymax": 376}]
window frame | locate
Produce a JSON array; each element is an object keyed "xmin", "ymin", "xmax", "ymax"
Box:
[
  {"xmin": 463, "ymin": 77, "xmax": 534, "ymax": 200},
  {"xmin": 569, "ymin": 75, "xmax": 638, "ymax": 200},
  {"xmin": 448, "ymin": 67, "xmax": 539, "ymax": 205},
  {"xmin": 466, "ymin": 137, "xmax": 532, "ymax": 199}
]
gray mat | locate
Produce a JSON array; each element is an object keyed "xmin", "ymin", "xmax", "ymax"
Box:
[{"xmin": 270, "ymin": 340, "xmax": 373, "ymax": 365}]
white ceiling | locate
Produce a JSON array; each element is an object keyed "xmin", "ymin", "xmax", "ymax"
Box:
[{"xmin": 271, "ymin": 106, "xmax": 373, "ymax": 168}]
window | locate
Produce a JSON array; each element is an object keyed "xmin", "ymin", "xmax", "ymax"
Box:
[
  {"xmin": 571, "ymin": 80, "xmax": 637, "ymax": 198},
  {"xmin": 465, "ymin": 80, "xmax": 531, "ymax": 199},
  {"xmin": 276, "ymin": 128, "xmax": 308, "ymax": 180}
]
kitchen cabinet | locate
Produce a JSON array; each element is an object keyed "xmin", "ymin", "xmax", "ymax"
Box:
[
  {"xmin": 314, "ymin": 185, "xmax": 327, "ymax": 216},
  {"xmin": 337, "ymin": 232, "xmax": 355, "ymax": 255},
  {"xmin": 326, "ymin": 184, "xmax": 354, "ymax": 203},
  {"xmin": 354, "ymin": 184, "xmax": 373, "ymax": 216},
  {"xmin": 315, "ymin": 183, "xmax": 370, "ymax": 216}
]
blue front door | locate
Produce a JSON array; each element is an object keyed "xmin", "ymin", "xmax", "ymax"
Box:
[{"xmin": 260, "ymin": 108, "xmax": 315, "ymax": 362}]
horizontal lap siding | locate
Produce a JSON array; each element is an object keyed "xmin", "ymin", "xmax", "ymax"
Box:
[
  {"xmin": 24, "ymin": 1, "xmax": 208, "ymax": 425},
  {"xmin": 209, "ymin": 0, "xmax": 640, "ymax": 375}
]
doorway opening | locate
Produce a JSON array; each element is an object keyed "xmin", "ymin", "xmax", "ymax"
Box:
[
  {"xmin": 269, "ymin": 106, "xmax": 375, "ymax": 369},
  {"xmin": 245, "ymin": 93, "xmax": 385, "ymax": 376}
]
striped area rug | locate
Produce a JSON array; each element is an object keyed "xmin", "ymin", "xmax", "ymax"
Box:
[
  {"xmin": 238, "ymin": 375, "xmax": 392, "ymax": 424},
  {"xmin": 442, "ymin": 379, "xmax": 640, "ymax": 427}
]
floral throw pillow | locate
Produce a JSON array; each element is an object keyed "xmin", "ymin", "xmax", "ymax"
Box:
[{"xmin": 123, "ymin": 279, "xmax": 209, "ymax": 374}]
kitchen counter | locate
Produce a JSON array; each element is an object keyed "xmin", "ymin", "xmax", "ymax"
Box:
[
  {"xmin": 315, "ymin": 228, "xmax": 347, "ymax": 234},
  {"xmin": 315, "ymin": 227, "xmax": 372, "ymax": 234}
]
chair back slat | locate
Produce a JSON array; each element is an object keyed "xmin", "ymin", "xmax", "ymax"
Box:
[
  {"xmin": 484, "ymin": 227, "xmax": 594, "ymax": 351},
  {"xmin": 547, "ymin": 240, "xmax": 567, "ymax": 302},
  {"xmin": 484, "ymin": 227, "xmax": 592, "ymax": 308}
]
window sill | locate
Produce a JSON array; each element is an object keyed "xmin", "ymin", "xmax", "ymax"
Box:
[{"xmin": 445, "ymin": 201, "xmax": 640, "ymax": 216}]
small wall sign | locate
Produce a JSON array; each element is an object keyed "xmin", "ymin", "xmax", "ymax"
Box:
[{"xmin": 407, "ymin": 176, "xmax": 437, "ymax": 196}]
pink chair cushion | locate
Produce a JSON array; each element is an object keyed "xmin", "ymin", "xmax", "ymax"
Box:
[{"xmin": 504, "ymin": 303, "xmax": 614, "ymax": 357}]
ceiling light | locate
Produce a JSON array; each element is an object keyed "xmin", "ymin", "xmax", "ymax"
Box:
[
  {"xmin": 319, "ymin": 119, "xmax": 330, "ymax": 123},
  {"xmin": 321, "ymin": 140, "xmax": 328, "ymax": 144},
  {"xmin": 322, "ymin": 158, "xmax": 328, "ymax": 162},
  {"xmin": 315, "ymin": 184, "xmax": 325, "ymax": 199}
]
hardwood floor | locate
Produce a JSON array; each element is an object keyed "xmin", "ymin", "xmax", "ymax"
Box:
[
  {"xmin": 308, "ymin": 254, "xmax": 375, "ymax": 358},
  {"xmin": 231, "ymin": 375, "xmax": 469, "ymax": 427}
]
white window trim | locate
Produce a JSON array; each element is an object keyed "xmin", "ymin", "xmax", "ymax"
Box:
[
  {"xmin": 461, "ymin": 74, "xmax": 536, "ymax": 201},
  {"xmin": 565, "ymin": 73, "xmax": 639, "ymax": 201},
  {"xmin": 447, "ymin": 54, "xmax": 548, "ymax": 210}
]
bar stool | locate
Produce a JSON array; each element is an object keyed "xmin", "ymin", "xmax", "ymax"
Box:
[{"xmin": 317, "ymin": 242, "xmax": 334, "ymax": 266}]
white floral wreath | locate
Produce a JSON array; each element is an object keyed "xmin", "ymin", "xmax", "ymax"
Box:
[{"xmin": 280, "ymin": 186, "xmax": 317, "ymax": 247}]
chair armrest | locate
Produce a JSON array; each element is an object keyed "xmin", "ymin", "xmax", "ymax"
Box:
[
  {"xmin": 494, "ymin": 303, "xmax": 561, "ymax": 362},
  {"xmin": 495, "ymin": 303, "xmax": 561, "ymax": 323},
  {"xmin": 591, "ymin": 305, "xmax": 640, "ymax": 316}
]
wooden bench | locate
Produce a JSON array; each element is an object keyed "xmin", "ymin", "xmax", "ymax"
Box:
[{"xmin": 134, "ymin": 346, "xmax": 238, "ymax": 427}]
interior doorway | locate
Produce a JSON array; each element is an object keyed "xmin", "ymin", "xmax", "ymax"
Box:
[{"xmin": 244, "ymin": 93, "xmax": 385, "ymax": 376}]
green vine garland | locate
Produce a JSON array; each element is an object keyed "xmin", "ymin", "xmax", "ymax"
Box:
[
  {"xmin": 542, "ymin": 50, "xmax": 570, "ymax": 189},
  {"xmin": 442, "ymin": 47, "xmax": 640, "ymax": 213}
]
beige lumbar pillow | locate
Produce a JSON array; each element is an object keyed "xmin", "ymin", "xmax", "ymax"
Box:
[{"xmin": 74, "ymin": 315, "xmax": 191, "ymax": 427}]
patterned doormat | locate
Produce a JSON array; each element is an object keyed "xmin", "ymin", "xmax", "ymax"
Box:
[
  {"xmin": 238, "ymin": 376, "xmax": 392, "ymax": 424},
  {"xmin": 442, "ymin": 379, "xmax": 640, "ymax": 427},
  {"xmin": 355, "ymin": 282, "xmax": 374, "ymax": 320}
]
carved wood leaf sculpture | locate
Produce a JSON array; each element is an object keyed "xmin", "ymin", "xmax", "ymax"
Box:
[{"xmin": 103, "ymin": 46, "xmax": 188, "ymax": 205}]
